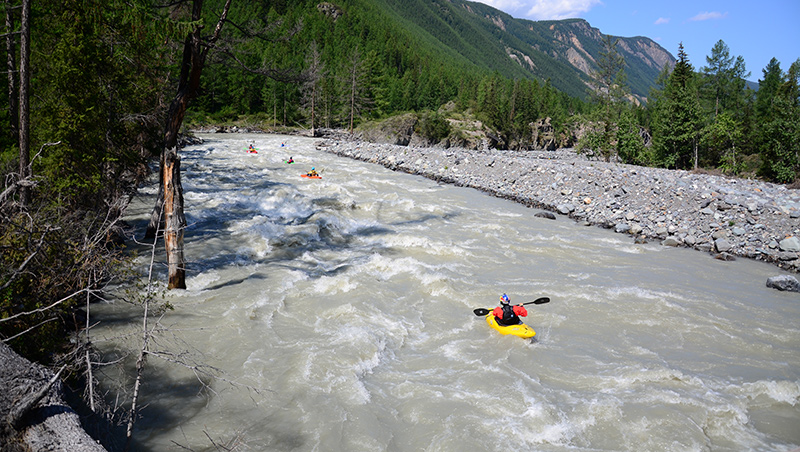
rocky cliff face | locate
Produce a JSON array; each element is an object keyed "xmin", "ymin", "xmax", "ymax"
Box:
[
  {"xmin": 453, "ymin": 0, "xmax": 675, "ymax": 100},
  {"xmin": 527, "ymin": 19, "xmax": 675, "ymax": 100}
]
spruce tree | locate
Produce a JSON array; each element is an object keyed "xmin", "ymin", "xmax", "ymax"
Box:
[
  {"xmin": 651, "ymin": 43, "xmax": 703, "ymax": 169},
  {"xmin": 754, "ymin": 57, "xmax": 784, "ymax": 124},
  {"xmin": 759, "ymin": 59, "xmax": 800, "ymax": 183}
]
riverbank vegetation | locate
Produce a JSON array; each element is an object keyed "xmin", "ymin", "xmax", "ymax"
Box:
[{"xmin": 0, "ymin": 0, "xmax": 798, "ymax": 447}]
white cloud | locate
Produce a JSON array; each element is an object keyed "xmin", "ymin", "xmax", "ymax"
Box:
[
  {"xmin": 472, "ymin": 0, "xmax": 527, "ymax": 11},
  {"xmin": 654, "ymin": 17, "xmax": 669, "ymax": 25},
  {"xmin": 470, "ymin": 0, "xmax": 603, "ymax": 21},
  {"xmin": 525, "ymin": 0, "xmax": 603, "ymax": 20},
  {"xmin": 689, "ymin": 11, "xmax": 728, "ymax": 21}
]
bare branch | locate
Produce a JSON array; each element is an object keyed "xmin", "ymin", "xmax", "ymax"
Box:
[
  {"xmin": 0, "ymin": 288, "xmax": 88, "ymax": 324},
  {"xmin": 2, "ymin": 317, "xmax": 57, "ymax": 342}
]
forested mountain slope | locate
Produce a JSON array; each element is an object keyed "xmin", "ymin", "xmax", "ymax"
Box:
[
  {"xmin": 195, "ymin": 0, "xmax": 675, "ymax": 122},
  {"xmin": 372, "ymin": 0, "xmax": 675, "ymax": 100}
]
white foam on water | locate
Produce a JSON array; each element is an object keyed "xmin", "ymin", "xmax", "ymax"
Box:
[
  {"xmin": 738, "ymin": 379, "xmax": 800, "ymax": 405},
  {"xmin": 380, "ymin": 233, "xmax": 471, "ymax": 258},
  {"xmin": 312, "ymin": 274, "xmax": 359, "ymax": 294},
  {"xmin": 98, "ymin": 134, "xmax": 800, "ymax": 452},
  {"xmin": 187, "ymin": 269, "xmax": 222, "ymax": 290}
]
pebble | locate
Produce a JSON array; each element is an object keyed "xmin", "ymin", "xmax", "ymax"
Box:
[{"xmin": 318, "ymin": 139, "xmax": 800, "ymax": 273}]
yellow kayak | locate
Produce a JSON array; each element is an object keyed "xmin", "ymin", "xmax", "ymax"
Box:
[{"xmin": 485, "ymin": 314, "xmax": 536, "ymax": 339}]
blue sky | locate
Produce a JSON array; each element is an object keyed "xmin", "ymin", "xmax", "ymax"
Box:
[{"xmin": 472, "ymin": 0, "xmax": 800, "ymax": 82}]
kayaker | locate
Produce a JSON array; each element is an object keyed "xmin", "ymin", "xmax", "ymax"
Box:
[
  {"xmin": 492, "ymin": 293, "xmax": 527, "ymax": 326},
  {"xmin": 287, "ymin": 156, "xmax": 294, "ymax": 163},
  {"xmin": 307, "ymin": 167, "xmax": 318, "ymax": 177}
]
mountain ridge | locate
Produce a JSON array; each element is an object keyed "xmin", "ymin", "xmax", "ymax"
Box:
[{"xmin": 372, "ymin": 0, "xmax": 676, "ymax": 100}]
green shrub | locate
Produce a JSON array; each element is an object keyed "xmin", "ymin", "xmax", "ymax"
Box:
[{"xmin": 416, "ymin": 110, "xmax": 451, "ymax": 143}]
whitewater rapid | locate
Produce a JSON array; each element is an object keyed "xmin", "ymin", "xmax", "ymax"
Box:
[{"xmin": 92, "ymin": 133, "xmax": 800, "ymax": 452}]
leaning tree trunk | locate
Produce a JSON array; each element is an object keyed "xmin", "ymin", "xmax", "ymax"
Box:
[
  {"xmin": 143, "ymin": 163, "xmax": 163, "ymax": 240},
  {"xmin": 163, "ymin": 148, "xmax": 186, "ymax": 289},
  {"xmin": 145, "ymin": 0, "xmax": 231, "ymax": 289}
]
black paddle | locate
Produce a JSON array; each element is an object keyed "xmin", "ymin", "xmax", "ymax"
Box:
[{"xmin": 472, "ymin": 297, "xmax": 550, "ymax": 316}]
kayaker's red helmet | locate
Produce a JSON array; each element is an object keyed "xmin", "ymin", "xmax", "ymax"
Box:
[{"xmin": 500, "ymin": 293, "xmax": 510, "ymax": 305}]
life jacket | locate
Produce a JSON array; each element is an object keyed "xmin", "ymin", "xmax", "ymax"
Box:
[{"xmin": 496, "ymin": 304, "xmax": 521, "ymax": 326}]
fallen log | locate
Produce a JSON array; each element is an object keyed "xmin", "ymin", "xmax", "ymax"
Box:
[{"xmin": 0, "ymin": 342, "xmax": 106, "ymax": 452}]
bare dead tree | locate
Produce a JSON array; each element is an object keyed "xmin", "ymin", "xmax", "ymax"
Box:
[
  {"xmin": 144, "ymin": 0, "xmax": 308, "ymax": 290},
  {"xmin": 5, "ymin": 0, "xmax": 19, "ymax": 141},
  {"xmin": 302, "ymin": 40, "xmax": 325, "ymax": 137},
  {"xmin": 344, "ymin": 46, "xmax": 372, "ymax": 134},
  {"xmin": 17, "ymin": 0, "xmax": 29, "ymax": 206},
  {"xmin": 145, "ymin": 0, "xmax": 232, "ymax": 290}
]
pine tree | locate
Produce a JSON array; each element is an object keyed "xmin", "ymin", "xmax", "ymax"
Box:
[{"xmin": 701, "ymin": 40, "xmax": 750, "ymax": 119}]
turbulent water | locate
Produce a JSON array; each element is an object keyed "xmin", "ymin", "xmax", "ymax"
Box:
[{"xmin": 93, "ymin": 133, "xmax": 800, "ymax": 452}]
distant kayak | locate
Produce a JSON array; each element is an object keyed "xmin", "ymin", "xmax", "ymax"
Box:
[
  {"xmin": 246, "ymin": 149, "xmax": 258, "ymax": 154},
  {"xmin": 285, "ymin": 161, "xmax": 294, "ymax": 164},
  {"xmin": 301, "ymin": 174, "xmax": 321, "ymax": 179},
  {"xmin": 485, "ymin": 314, "xmax": 536, "ymax": 339}
]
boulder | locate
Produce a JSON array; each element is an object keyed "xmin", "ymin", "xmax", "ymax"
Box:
[
  {"xmin": 714, "ymin": 238, "xmax": 732, "ymax": 253},
  {"xmin": 779, "ymin": 236, "xmax": 800, "ymax": 252},
  {"xmin": 614, "ymin": 223, "xmax": 631, "ymax": 233},
  {"xmin": 530, "ymin": 117, "xmax": 557, "ymax": 150},
  {"xmin": 556, "ymin": 204, "xmax": 575, "ymax": 215},
  {"xmin": 360, "ymin": 113, "xmax": 417, "ymax": 146},
  {"xmin": 766, "ymin": 275, "xmax": 800, "ymax": 292}
]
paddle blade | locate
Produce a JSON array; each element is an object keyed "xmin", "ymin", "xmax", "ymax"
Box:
[
  {"xmin": 530, "ymin": 297, "xmax": 550, "ymax": 305},
  {"xmin": 473, "ymin": 308, "xmax": 491, "ymax": 316}
]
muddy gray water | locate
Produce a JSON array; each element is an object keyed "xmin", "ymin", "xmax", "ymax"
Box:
[{"xmin": 93, "ymin": 134, "xmax": 800, "ymax": 451}]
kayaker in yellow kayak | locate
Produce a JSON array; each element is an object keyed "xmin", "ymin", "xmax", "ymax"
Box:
[{"xmin": 492, "ymin": 293, "xmax": 528, "ymax": 326}]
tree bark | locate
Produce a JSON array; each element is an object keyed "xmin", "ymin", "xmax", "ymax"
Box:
[
  {"xmin": 17, "ymin": 0, "xmax": 29, "ymax": 207},
  {"xmin": 145, "ymin": 0, "xmax": 232, "ymax": 288},
  {"xmin": 5, "ymin": 0, "xmax": 18, "ymax": 141},
  {"xmin": 143, "ymin": 162, "xmax": 163, "ymax": 240},
  {"xmin": 163, "ymin": 149, "xmax": 186, "ymax": 289}
]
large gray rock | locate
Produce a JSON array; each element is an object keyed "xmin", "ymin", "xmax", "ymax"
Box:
[
  {"xmin": 714, "ymin": 238, "xmax": 732, "ymax": 253},
  {"xmin": 779, "ymin": 236, "xmax": 800, "ymax": 252},
  {"xmin": 556, "ymin": 204, "xmax": 575, "ymax": 215},
  {"xmin": 766, "ymin": 275, "xmax": 800, "ymax": 292},
  {"xmin": 614, "ymin": 223, "xmax": 631, "ymax": 233},
  {"xmin": 360, "ymin": 113, "xmax": 417, "ymax": 146}
]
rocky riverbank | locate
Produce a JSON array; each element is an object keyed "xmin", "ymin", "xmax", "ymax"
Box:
[{"xmin": 316, "ymin": 139, "xmax": 800, "ymax": 274}]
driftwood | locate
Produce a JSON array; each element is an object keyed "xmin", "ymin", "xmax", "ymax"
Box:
[{"xmin": 0, "ymin": 343, "xmax": 106, "ymax": 452}]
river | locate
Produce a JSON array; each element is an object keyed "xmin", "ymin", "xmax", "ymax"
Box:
[{"xmin": 93, "ymin": 133, "xmax": 800, "ymax": 451}]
